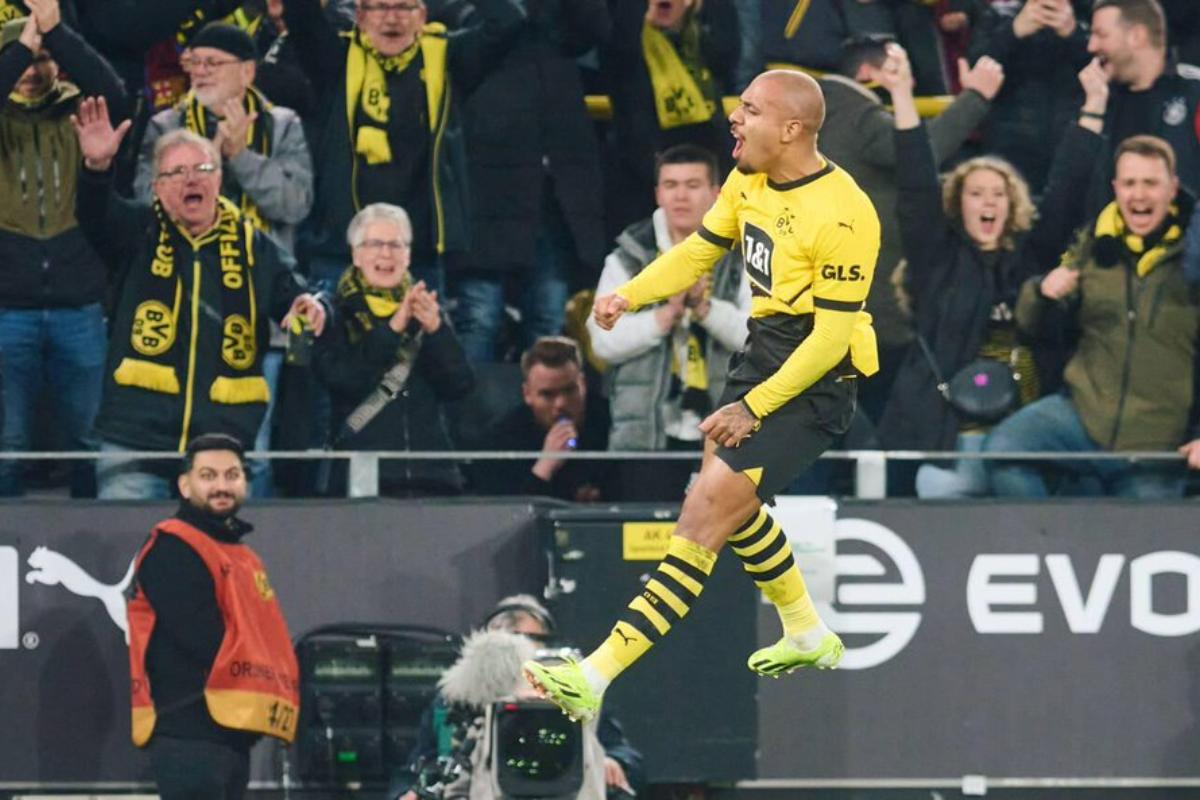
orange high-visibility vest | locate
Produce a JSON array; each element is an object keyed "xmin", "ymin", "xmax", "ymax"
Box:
[{"xmin": 128, "ymin": 518, "xmax": 300, "ymax": 746}]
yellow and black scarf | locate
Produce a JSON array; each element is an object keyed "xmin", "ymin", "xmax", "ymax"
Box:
[
  {"xmin": 343, "ymin": 24, "xmax": 448, "ymax": 171},
  {"xmin": 1094, "ymin": 200, "xmax": 1183, "ymax": 277},
  {"xmin": 114, "ymin": 197, "xmax": 266, "ymax": 414},
  {"xmin": 668, "ymin": 320, "xmax": 712, "ymax": 417},
  {"xmin": 641, "ymin": 14, "xmax": 717, "ymax": 130},
  {"xmin": 336, "ymin": 263, "xmax": 413, "ymax": 345},
  {"xmin": 0, "ymin": 1, "xmax": 25, "ymax": 24},
  {"xmin": 180, "ymin": 87, "xmax": 274, "ymax": 232}
]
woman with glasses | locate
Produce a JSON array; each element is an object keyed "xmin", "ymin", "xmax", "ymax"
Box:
[{"xmin": 313, "ymin": 202, "xmax": 474, "ymax": 497}]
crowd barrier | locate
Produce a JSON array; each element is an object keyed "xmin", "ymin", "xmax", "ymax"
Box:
[
  {"xmin": 0, "ymin": 448, "xmax": 1189, "ymax": 499},
  {"xmin": 1, "ymin": 497, "xmax": 1197, "ymax": 794}
]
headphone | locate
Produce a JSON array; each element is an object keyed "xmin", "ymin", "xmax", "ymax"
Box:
[{"xmin": 482, "ymin": 595, "xmax": 557, "ymax": 636}]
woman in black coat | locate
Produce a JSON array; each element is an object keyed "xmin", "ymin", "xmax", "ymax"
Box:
[
  {"xmin": 315, "ymin": 203, "xmax": 475, "ymax": 497},
  {"xmin": 876, "ymin": 47, "xmax": 1104, "ymax": 497}
]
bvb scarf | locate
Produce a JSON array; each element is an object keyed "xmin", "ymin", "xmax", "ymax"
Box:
[
  {"xmin": 343, "ymin": 24, "xmax": 447, "ymax": 170},
  {"xmin": 114, "ymin": 197, "xmax": 263, "ymax": 408},
  {"xmin": 0, "ymin": 1, "xmax": 25, "ymax": 24},
  {"xmin": 1094, "ymin": 200, "xmax": 1182, "ymax": 277},
  {"xmin": 181, "ymin": 87, "xmax": 274, "ymax": 232},
  {"xmin": 335, "ymin": 264, "xmax": 413, "ymax": 345},
  {"xmin": 668, "ymin": 319, "xmax": 712, "ymax": 421},
  {"xmin": 641, "ymin": 15, "xmax": 717, "ymax": 130}
]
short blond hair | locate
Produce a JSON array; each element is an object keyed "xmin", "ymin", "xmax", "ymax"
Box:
[{"xmin": 941, "ymin": 156, "xmax": 1035, "ymax": 252}]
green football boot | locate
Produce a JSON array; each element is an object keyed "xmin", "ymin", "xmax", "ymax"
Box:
[
  {"xmin": 522, "ymin": 658, "xmax": 602, "ymax": 723},
  {"xmin": 747, "ymin": 631, "xmax": 844, "ymax": 677}
]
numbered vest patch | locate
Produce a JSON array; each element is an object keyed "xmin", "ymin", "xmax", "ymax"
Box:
[
  {"xmin": 131, "ymin": 301, "xmax": 176, "ymax": 356},
  {"xmin": 742, "ymin": 222, "xmax": 775, "ymax": 292}
]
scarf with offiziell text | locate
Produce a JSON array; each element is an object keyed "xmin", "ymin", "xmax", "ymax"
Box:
[
  {"xmin": 113, "ymin": 197, "xmax": 261, "ymax": 403},
  {"xmin": 180, "ymin": 86, "xmax": 274, "ymax": 232}
]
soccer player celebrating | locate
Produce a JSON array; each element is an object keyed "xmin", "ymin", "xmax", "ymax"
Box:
[{"xmin": 524, "ymin": 70, "xmax": 881, "ymax": 722}]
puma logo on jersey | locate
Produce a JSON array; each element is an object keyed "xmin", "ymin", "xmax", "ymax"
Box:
[
  {"xmin": 837, "ymin": 220, "xmax": 855, "ymax": 233},
  {"xmin": 821, "ymin": 263, "xmax": 863, "ymax": 281},
  {"xmin": 615, "ymin": 626, "xmax": 637, "ymax": 646}
]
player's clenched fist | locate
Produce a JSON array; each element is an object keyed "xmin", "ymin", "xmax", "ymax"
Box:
[{"xmin": 592, "ymin": 293, "xmax": 631, "ymax": 331}]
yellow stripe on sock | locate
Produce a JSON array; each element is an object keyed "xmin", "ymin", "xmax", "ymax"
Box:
[
  {"xmin": 728, "ymin": 507, "xmax": 767, "ymax": 542},
  {"xmin": 645, "ymin": 578, "xmax": 689, "ymax": 617},
  {"xmin": 629, "ymin": 595, "xmax": 670, "ymax": 635},
  {"xmin": 659, "ymin": 561, "xmax": 703, "ymax": 596},
  {"xmin": 730, "ymin": 520, "xmax": 782, "ymax": 559},
  {"xmin": 744, "ymin": 541, "xmax": 793, "ymax": 576},
  {"xmin": 666, "ymin": 535, "xmax": 718, "ymax": 573}
]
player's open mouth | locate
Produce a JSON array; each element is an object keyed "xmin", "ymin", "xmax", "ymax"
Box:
[{"xmin": 732, "ymin": 134, "xmax": 744, "ymax": 159}]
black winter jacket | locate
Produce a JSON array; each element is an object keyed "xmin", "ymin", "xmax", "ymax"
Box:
[
  {"xmin": 314, "ymin": 306, "xmax": 475, "ymax": 494},
  {"xmin": 456, "ymin": 0, "xmax": 609, "ymax": 276},
  {"xmin": 602, "ymin": 0, "xmax": 739, "ymax": 219},
  {"xmin": 878, "ymin": 121, "xmax": 1102, "ymax": 451},
  {"xmin": 285, "ymin": 0, "xmax": 525, "ymax": 269},
  {"xmin": 77, "ymin": 168, "xmax": 310, "ymax": 451},
  {"xmin": 968, "ymin": 0, "xmax": 1091, "ymax": 194}
]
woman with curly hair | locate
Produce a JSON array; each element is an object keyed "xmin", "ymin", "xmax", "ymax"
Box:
[{"xmin": 876, "ymin": 47, "xmax": 1108, "ymax": 497}]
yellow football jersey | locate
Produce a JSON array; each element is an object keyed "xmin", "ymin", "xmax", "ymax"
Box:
[
  {"xmin": 699, "ymin": 164, "xmax": 881, "ymax": 319},
  {"xmin": 616, "ymin": 161, "xmax": 882, "ymax": 417}
]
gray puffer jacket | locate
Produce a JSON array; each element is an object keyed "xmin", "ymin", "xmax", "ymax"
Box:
[{"xmin": 588, "ymin": 208, "xmax": 751, "ymax": 450}]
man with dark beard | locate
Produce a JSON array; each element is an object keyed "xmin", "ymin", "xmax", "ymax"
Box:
[{"xmin": 126, "ymin": 433, "xmax": 300, "ymax": 800}]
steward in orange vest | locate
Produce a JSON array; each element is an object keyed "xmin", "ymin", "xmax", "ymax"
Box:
[{"xmin": 125, "ymin": 433, "xmax": 298, "ymax": 800}]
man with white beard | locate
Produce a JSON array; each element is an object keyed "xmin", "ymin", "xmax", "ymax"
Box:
[{"xmin": 134, "ymin": 22, "xmax": 313, "ymax": 253}]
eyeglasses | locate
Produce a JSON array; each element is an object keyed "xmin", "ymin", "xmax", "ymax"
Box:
[
  {"xmin": 157, "ymin": 162, "xmax": 219, "ymax": 181},
  {"xmin": 359, "ymin": 1, "xmax": 423, "ymax": 15},
  {"xmin": 359, "ymin": 238, "xmax": 411, "ymax": 252},
  {"xmin": 180, "ymin": 55, "xmax": 244, "ymax": 73}
]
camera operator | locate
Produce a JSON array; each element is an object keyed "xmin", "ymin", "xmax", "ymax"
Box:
[{"xmin": 394, "ymin": 594, "xmax": 644, "ymax": 799}]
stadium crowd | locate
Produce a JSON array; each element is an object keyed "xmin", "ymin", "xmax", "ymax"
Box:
[{"xmin": 1, "ymin": 0, "xmax": 1199, "ymax": 500}]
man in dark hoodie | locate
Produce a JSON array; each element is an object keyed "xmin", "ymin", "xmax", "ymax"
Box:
[{"xmin": 126, "ymin": 433, "xmax": 299, "ymax": 800}]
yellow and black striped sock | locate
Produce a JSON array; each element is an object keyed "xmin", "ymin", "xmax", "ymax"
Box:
[
  {"xmin": 728, "ymin": 507, "xmax": 821, "ymax": 638},
  {"xmin": 584, "ymin": 535, "xmax": 718, "ymax": 683}
]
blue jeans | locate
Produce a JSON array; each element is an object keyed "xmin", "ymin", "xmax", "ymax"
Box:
[
  {"xmin": 916, "ymin": 431, "xmax": 989, "ymax": 498},
  {"xmin": 983, "ymin": 393, "xmax": 1185, "ymax": 498},
  {"xmin": 96, "ymin": 440, "xmax": 175, "ymax": 500},
  {"xmin": 451, "ymin": 200, "xmax": 573, "ymax": 362},
  {"xmin": 248, "ymin": 348, "xmax": 283, "ymax": 498},
  {"xmin": 0, "ymin": 304, "xmax": 106, "ymax": 496}
]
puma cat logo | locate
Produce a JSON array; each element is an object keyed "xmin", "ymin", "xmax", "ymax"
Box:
[{"xmin": 26, "ymin": 547, "xmax": 135, "ymax": 641}]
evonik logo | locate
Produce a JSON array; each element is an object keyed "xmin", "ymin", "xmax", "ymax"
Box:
[
  {"xmin": 818, "ymin": 518, "xmax": 925, "ymax": 670},
  {"xmin": 0, "ymin": 545, "xmax": 135, "ymax": 650},
  {"xmin": 814, "ymin": 522, "xmax": 1200, "ymax": 670}
]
